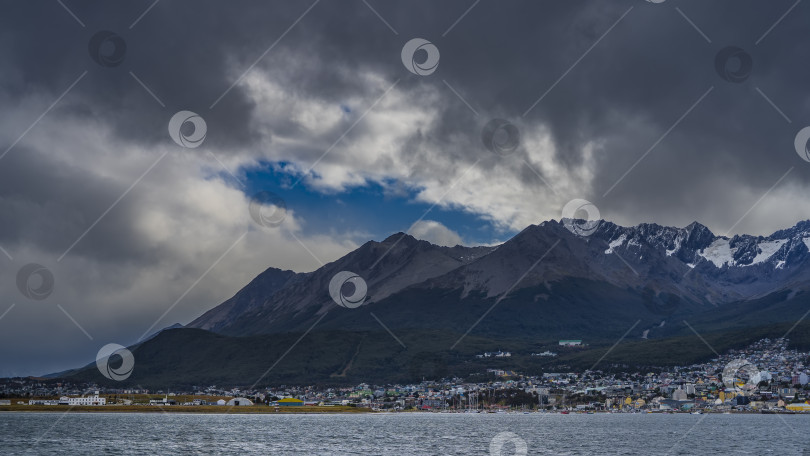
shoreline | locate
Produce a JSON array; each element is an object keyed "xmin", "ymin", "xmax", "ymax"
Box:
[
  {"xmin": 1, "ymin": 406, "xmax": 805, "ymax": 415},
  {"xmin": 0, "ymin": 405, "xmax": 370, "ymax": 414}
]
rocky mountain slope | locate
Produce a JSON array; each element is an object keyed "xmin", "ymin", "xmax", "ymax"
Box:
[
  {"xmin": 67, "ymin": 219, "xmax": 810, "ymax": 387},
  {"xmin": 188, "ymin": 234, "xmax": 495, "ymax": 334},
  {"xmin": 187, "ymin": 219, "xmax": 810, "ymax": 339}
]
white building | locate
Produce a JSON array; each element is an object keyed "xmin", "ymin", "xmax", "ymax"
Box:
[
  {"xmin": 684, "ymin": 384, "xmax": 696, "ymax": 395},
  {"xmin": 226, "ymin": 397, "xmax": 254, "ymax": 406},
  {"xmin": 29, "ymin": 399, "xmax": 60, "ymax": 405},
  {"xmin": 58, "ymin": 392, "xmax": 106, "ymax": 406},
  {"xmin": 559, "ymin": 340, "xmax": 582, "ymax": 347}
]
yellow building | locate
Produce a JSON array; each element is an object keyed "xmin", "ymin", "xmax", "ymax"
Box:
[
  {"xmin": 277, "ymin": 398, "xmax": 304, "ymax": 407},
  {"xmin": 785, "ymin": 403, "xmax": 810, "ymax": 412}
]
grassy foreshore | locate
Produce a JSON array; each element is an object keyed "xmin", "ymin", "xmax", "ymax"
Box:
[
  {"xmin": 2, "ymin": 405, "xmax": 805, "ymax": 414},
  {"xmin": 0, "ymin": 404, "xmax": 369, "ymax": 414}
]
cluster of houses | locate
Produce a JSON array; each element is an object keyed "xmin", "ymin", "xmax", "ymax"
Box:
[
  {"xmin": 531, "ymin": 351, "xmax": 557, "ymax": 357},
  {"xmin": 478, "ymin": 340, "xmax": 584, "ymax": 360},
  {"xmin": 536, "ymin": 338, "xmax": 810, "ymax": 412},
  {"xmin": 5, "ymin": 337, "xmax": 810, "ymax": 413},
  {"xmin": 21, "ymin": 394, "xmax": 311, "ymax": 407},
  {"xmin": 475, "ymin": 350, "xmax": 511, "ymax": 359}
]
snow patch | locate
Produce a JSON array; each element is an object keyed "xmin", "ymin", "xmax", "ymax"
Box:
[
  {"xmin": 697, "ymin": 237, "xmax": 789, "ymax": 268},
  {"xmin": 747, "ymin": 239, "xmax": 786, "ymax": 265},
  {"xmin": 698, "ymin": 238, "xmax": 734, "ymax": 268},
  {"xmin": 604, "ymin": 234, "xmax": 626, "ymax": 254},
  {"xmin": 666, "ymin": 235, "xmax": 683, "ymax": 256}
]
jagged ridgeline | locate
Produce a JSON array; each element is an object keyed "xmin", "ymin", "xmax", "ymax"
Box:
[{"xmin": 67, "ymin": 220, "xmax": 810, "ymax": 387}]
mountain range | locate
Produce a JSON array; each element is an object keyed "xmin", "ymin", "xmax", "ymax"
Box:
[{"xmin": 65, "ymin": 219, "xmax": 810, "ymax": 387}]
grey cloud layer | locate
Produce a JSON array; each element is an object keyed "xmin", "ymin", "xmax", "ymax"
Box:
[{"xmin": 1, "ymin": 0, "xmax": 809, "ymax": 375}]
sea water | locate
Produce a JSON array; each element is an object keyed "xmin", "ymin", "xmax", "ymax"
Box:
[{"xmin": 0, "ymin": 411, "xmax": 807, "ymax": 455}]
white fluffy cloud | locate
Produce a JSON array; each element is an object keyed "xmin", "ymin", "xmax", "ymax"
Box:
[
  {"xmin": 241, "ymin": 68, "xmax": 596, "ymax": 234},
  {"xmin": 408, "ymin": 220, "xmax": 464, "ymax": 247},
  {"xmin": 0, "ymin": 107, "xmax": 358, "ymax": 376}
]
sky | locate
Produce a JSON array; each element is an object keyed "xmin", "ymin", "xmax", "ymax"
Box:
[{"xmin": 2, "ymin": 0, "xmax": 810, "ymax": 376}]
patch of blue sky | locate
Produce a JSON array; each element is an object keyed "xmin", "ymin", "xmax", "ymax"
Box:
[{"xmin": 219, "ymin": 160, "xmax": 512, "ymax": 246}]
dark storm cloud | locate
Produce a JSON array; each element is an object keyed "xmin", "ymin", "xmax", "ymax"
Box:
[
  {"xmin": 4, "ymin": 2, "xmax": 804, "ymax": 156},
  {"xmin": 1, "ymin": 0, "xmax": 809, "ymax": 376},
  {"xmin": 0, "ymin": 0, "xmax": 806, "ymax": 271}
]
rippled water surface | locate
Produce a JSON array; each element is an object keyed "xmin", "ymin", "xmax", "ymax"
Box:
[{"xmin": 1, "ymin": 412, "xmax": 808, "ymax": 455}]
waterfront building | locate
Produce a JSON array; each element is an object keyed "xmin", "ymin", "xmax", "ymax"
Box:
[
  {"xmin": 58, "ymin": 392, "xmax": 105, "ymax": 406},
  {"xmin": 226, "ymin": 397, "xmax": 254, "ymax": 406},
  {"xmin": 277, "ymin": 398, "xmax": 304, "ymax": 406}
]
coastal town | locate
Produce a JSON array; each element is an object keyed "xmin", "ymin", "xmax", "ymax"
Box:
[{"xmin": 2, "ymin": 338, "xmax": 809, "ymax": 414}]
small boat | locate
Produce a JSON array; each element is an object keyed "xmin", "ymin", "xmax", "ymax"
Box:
[
  {"xmin": 690, "ymin": 411, "xmax": 703, "ymax": 415},
  {"xmin": 560, "ymin": 411, "xmax": 569, "ymax": 414}
]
